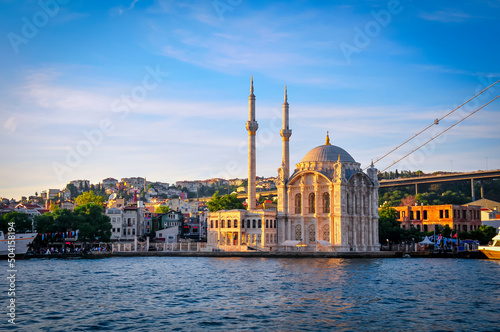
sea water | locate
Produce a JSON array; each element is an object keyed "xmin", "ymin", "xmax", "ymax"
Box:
[{"xmin": 1, "ymin": 257, "xmax": 498, "ymax": 331}]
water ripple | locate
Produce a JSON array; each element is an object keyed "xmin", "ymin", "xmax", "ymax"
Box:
[{"xmin": 0, "ymin": 257, "xmax": 499, "ymax": 331}]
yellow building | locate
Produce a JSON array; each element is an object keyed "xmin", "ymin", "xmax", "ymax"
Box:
[{"xmin": 391, "ymin": 204, "xmax": 482, "ymax": 232}]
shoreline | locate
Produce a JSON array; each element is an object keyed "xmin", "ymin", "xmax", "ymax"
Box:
[{"xmin": 23, "ymin": 250, "xmax": 487, "ymax": 259}]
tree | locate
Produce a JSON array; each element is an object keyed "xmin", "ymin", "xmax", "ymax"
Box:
[
  {"xmin": 73, "ymin": 203, "xmax": 111, "ymax": 244},
  {"xmin": 400, "ymin": 195, "xmax": 417, "ymax": 207},
  {"xmin": 1, "ymin": 212, "xmax": 33, "ymax": 233},
  {"xmin": 48, "ymin": 201, "xmax": 59, "ymax": 212},
  {"xmin": 155, "ymin": 206, "xmax": 170, "ymax": 214},
  {"xmin": 75, "ymin": 191, "xmax": 104, "ymax": 207},
  {"xmin": 378, "ymin": 205, "xmax": 402, "ymax": 244},
  {"xmin": 66, "ymin": 183, "xmax": 78, "ymax": 199},
  {"xmin": 34, "ymin": 213, "xmax": 55, "ymax": 233},
  {"xmin": 207, "ymin": 191, "xmax": 245, "ymax": 212}
]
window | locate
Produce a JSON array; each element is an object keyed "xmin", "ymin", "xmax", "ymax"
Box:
[
  {"xmin": 247, "ymin": 220, "xmax": 251, "ymax": 228},
  {"xmin": 274, "ymin": 220, "xmax": 277, "ymax": 228},
  {"xmin": 215, "ymin": 220, "xmax": 218, "ymax": 228},
  {"xmin": 266, "ymin": 219, "xmax": 269, "ymax": 228},
  {"xmin": 295, "ymin": 193, "xmax": 302, "ymax": 214},
  {"xmin": 410, "ymin": 211, "xmax": 414, "ymax": 220},
  {"xmin": 423, "ymin": 210, "xmax": 428, "ymax": 219},
  {"xmin": 227, "ymin": 220, "xmax": 231, "ymax": 228},
  {"xmin": 424, "ymin": 225, "xmax": 428, "ymax": 232},
  {"xmin": 439, "ymin": 210, "xmax": 443, "ymax": 218},
  {"xmin": 211, "ymin": 220, "xmax": 214, "ymax": 228},
  {"xmin": 117, "ymin": 228, "xmax": 120, "ymax": 233},
  {"xmin": 463, "ymin": 225, "xmax": 468, "ymax": 232},
  {"xmin": 309, "ymin": 193, "xmax": 315, "ymax": 214},
  {"xmin": 253, "ymin": 219, "xmax": 256, "ymax": 228},
  {"xmin": 323, "ymin": 193, "xmax": 330, "ymax": 213},
  {"xmin": 258, "ymin": 219, "xmax": 262, "ymax": 228},
  {"xmin": 221, "ymin": 220, "xmax": 225, "ymax": 228},
  {"xmin": 416, "ymin": 211, "xmax": 421, "ymax": 220},
  {"xmin": 234, "ymin": 220, "xmax": 238, "ymax": 228}
]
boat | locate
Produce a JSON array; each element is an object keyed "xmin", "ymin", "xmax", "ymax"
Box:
[
  {"xmin": 478, "ymin": 228, "xmax": 500, "ymax": 260},
  {"xmin": 0, "ymin": 230, "xmax": 37, "ymax": 258}
]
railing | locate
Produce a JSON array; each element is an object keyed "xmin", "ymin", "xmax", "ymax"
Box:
[{"xmin": 112, "ymin": 241, "xmax": 207, "ymax": 253}]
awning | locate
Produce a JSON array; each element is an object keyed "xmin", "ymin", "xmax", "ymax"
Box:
[{"xmin": 316, "ymin": 240, "xmax": 333, "ymax": 247}]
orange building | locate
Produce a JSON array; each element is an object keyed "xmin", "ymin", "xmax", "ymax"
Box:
[{"xmin": 390, "ymin": 204, "xmax": 481, "ymax": 233}]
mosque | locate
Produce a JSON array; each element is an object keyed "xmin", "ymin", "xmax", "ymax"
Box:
[{"xmin": 207, "ymin": 78, "xmax": 380, "ymax": 252}]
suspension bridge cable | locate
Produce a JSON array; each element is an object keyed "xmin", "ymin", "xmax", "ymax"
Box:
[
  {"xmin": 379, "ymin": 94, "xmax": 500, "ymax": 173},
  {"xmin": 365, "ymin": 79, "xmax": 500, "ymax": 170}
]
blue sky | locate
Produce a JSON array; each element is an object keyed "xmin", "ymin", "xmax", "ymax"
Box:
[{"xmin": 1, "ymin": 0, "xmax": 499, "ymax": 199}]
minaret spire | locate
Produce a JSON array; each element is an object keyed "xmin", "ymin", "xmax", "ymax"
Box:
[
  {"xmin": 250, "ymin": 75, "xmax": 254, "ymax": 95},
  {"xmin": 278, "ymin": 84, "xmax": 292, "ymax": 214},
  {"xmin": 246, "ymin": 76, "xmax": 258, "ymax": 210}
]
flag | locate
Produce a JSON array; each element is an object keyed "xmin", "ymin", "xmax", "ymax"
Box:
[{"xmin": 453, "ymin": 233, "xmax": 457, "ymax": 238}]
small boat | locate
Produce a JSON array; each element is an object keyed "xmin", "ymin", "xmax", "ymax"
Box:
[
  {"xmin": 478, "ymin": 228, "xmax": 500, "ymax": 260},
  {"xmin": 0, "ymin": 231, "xmax": 37, "ymax": 258}
]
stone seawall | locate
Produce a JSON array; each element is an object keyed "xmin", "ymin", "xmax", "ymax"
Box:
[{"xmin": 108, "ymin": 251, "xmax": 400, "ymax": 258}]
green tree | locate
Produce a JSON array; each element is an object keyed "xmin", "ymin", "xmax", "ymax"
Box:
[
  {"xmin": 34, "ymin": 213, "xmax": 55, "ymax": 233},
  {"xmin": 207, "ymin": 191, "xmax": 245, "ymax": 212},
  {"xmin": 75, "ymin": 191, "xmax": 104, "ymax": 206},
  {"xmin": 73, "ymin": 203, "xmax": 111, "ymax": 244},
  {"xmin": 66, "ymin": 183, "xmax": 78, "ymax": 200},
  {"xmin": 1, "ymin": 211, "xmax": 33, "ymax": 233},
  {"xmin": 155, "ymin": 206, "xmax": 170, "ymax": 214},
  {"xmin": 378, "ymin": 205, "xmax": 402, "ymax": 244}
]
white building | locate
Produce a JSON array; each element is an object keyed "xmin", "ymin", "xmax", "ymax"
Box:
[{"xmin": 208, "ymin": 79, "xmax": 379, "ymax": 252}]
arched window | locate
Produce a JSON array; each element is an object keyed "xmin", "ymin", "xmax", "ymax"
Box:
[
  {"xmin": 227, "ymin": 220, "xmax": 231, "ymax": 228},
  {"xmin": 274, "ymin": 219, "xmax": 276, "ymax": 228},
  {"xmin": 347, "ymin": 193, "xmax": 351, "ymax": 214},
  {"xmin": 309, "ymin": 193, "xmax": 315, "ymax": 214},
  {"xmin": 210, "ymin": 220, "xmax": 214, "ymax": 228},
  {"xmin": 295, "ymin": 193, "xmax": 302, "ymax": 214},
  {"xmin": 252, "ymin": 219, "xmax": 256, "ymax": 228},
  {"xmin": 258, "ymin": 219, "xmax": 262, "ymax": 228},
  {"xmin": 323, "ymin": 193, "xmax": 330, "ymax": 213},
  {"xmin": 266, "ymin": 219, "xmax": 269, "ymax": 228},
  {"xmin": 215, "ymin": 220, "xmax": 218, "ymax": 228},
  {"xmin": 221, "ymin": 220, "xmax": 225, "ymax": 228},
  {"xmin": 234, "ymin": 219, "xmax": 238, "ymax": 228},
  {"xmin": 247, "ymin": 220, "xmax": 251, "ymax": 228}
]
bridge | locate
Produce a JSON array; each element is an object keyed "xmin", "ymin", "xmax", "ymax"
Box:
[
  {"xmin": 379, "ymin": 169, "xmax": 500, "ymax": 200},
  {"xmin": 197, "ymin": 169, "xmax": 500, "ymax": 202}
]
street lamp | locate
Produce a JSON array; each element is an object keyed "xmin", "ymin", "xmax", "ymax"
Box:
[{"xmin": 386, "ymin": 238, "xmax": 389, "ymax": 251}]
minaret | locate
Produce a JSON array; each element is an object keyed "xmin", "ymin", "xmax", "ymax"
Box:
[
  {"xmin": 246, "ymin": 76, "xmax": 258, "ymax": 210},
  {"xmin": 278, "ymin": 85, "xmax": 292, "ymax": 214},
  {"xmin": 281, "ymin": 85, "xmax": 292, "ymax": 179}
]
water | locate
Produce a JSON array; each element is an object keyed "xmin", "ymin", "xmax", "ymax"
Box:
[{"xmin": 1, "ymin": 257, "xmax": 499, "ymax": 331}]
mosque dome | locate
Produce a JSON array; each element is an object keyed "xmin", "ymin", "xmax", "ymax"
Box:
[{"xmin": 300, "ymin": 133, "xmax": 356, "ymax": 163}]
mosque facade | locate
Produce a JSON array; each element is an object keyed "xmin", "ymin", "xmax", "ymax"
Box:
[{"xmin": 207, "ymin": 79, "xmax": 379, "ymax": 252}]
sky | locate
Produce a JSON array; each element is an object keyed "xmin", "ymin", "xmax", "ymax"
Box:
[{"xmin": 1, "ymin": 0, "xmax": 500, "ymax": 200}]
